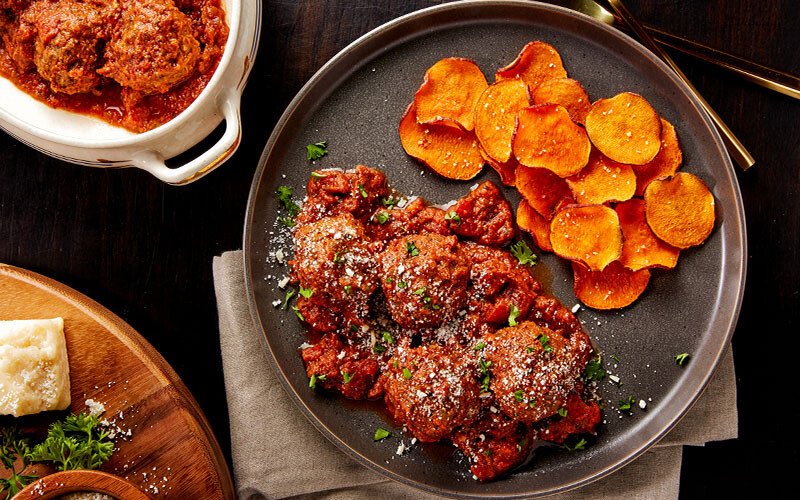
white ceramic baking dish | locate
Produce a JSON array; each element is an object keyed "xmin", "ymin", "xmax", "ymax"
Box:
[{"xmin": 0, "ymin": 0, "xmax": 260, "ymax": 185}]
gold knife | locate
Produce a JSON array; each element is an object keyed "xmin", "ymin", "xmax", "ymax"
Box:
[{"xmin": 605, "ymin": 0, "xmax": 755, "ymax": 170}]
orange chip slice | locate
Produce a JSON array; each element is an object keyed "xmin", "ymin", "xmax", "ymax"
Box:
[
  {"xmin": 399, "ymin": 103, "xmax": 484, "ymax": 180},
  {"xmin": 516, "ymin": 200, "xmax": 553, "ymax": 252},
  {"xmin": 480, "ymin": 147, "xmax": 517, "ymax": 186},
  {"xmin": 533, "ymin": 77, "xmax": 591, "ymax": 124},
  {"xmin": 512, "ymin": 104, "xmax": 591, "ymax": 177},
  {"xmin": 515, "ymin": 164, "xmax": 574, "ymax": 220},
  {"xmin": 495, "ymin": 41, "xmax": 567, "ymax": 92},
  {"xmin": 616, "ymin": 199, "xmax": 680, "ymax": 270},
  {"xmin": 550, "ymin": 205, "xmax": 622, "ymax": 271},
  {"xmin": 572, "ymin": 261, "xmax": 650, "ymax": 310},
  {"xmin": 414, "ymin": 57, "xmax": 488, "ymax": 132},
  {"xmin": 475, "ymin": 79, "xmax": 531, "ymax": 163},
  {"xmin": 566, "ymin": 149, "xmax": 636, "ymax": 205},
  {"xmin": 633, "ymin": 119, "xmax": 682, "ymax": 196},
  {"xmin": 644, "ymin": 172, "xmax": 715, "ymax": 249},
  {"xmin": 585, "ymin": 92, "xmax": 662, "ymax": 165}
]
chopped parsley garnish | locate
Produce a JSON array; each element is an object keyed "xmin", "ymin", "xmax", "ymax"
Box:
[
  {"xmin": 276, "ymin": 186, "xmax": 301, "ymax": 219},
  {"xmin": 392, "ymin": 359, "xmax": 399, "ymax": 369},
  {"xmin": 508, "ymin": 304, "xmax": 520, "ymax": 327},
  {"xmin": 382, "ymin": 196, "xmax": 399, "ymax": 207},
  {"xmin": 563, "ymin": 438, "xmax": 587, "ymax": 451},
  {"xmin": 529, "ymin": 400, "xmax": 536, "ymax": 408},
  {"xmin": 514, "ymin": 390, "xmax": 524, "ymax": 402},
  {"xmin": 402, "ymin": 368, "xmax": 413, "ymax": 380},
  {"xmin": 358, "ymin": 184, "xmax": 368, "ymax": 198},
  {"xmin": 373, "ymin": 343, "xmax": 385, "ymax": 354},
  {"xmin": 396, "ymin": 280, "xmax": 407, "ymax": 289},
  {"xmin": 510, "ymin": 240, "xmax": 538, "ymax": 266},
  {"xmin": 291, "ymin": 305, "xmax": 305, "ymax": 321},
  {"xmin": 557, "ymin": 407, "xmax": 568, "ymax": 417},
  {"xmin": 474, "ymin": 342, "xmax": 485, "ymax": 351},
  {"xmin": 385, "ymin": 277, "xmax": 394, "ymax": 284},
  {"xmin": 406, "ymin": 241, "xmax": 419, "ymax": 257},
  {"xmin": 382, "ymin": 331, "xmax": 394, "ymax": 344},
  {"xmin": 481, "ymin": 374, "xmax": 491, "ymax": 392},
  {"xmin": 375, "ymin": 211, "xmax": 391, "ymax": 224},
  {"xmin": 413, "ymin": 287, "xmax": 427, "ymax": 296},
  {"xmin": 584, "ymin": 356, "xmax": 606, "ymax": 381},
  {"xmin": 373, "ymin": 428, "xmax": 392, "ymax": 441},
  {"xmin": 309, "ymin": 373, "xmax": 327, "ymax": 389},
  {"xmin": 444, "ymin": 211, "xmax": 461, "ymax": 224},
  {"xmin": 282, "ymin": 289, "xmax": 296, "ymax": 310},
  {"xmin": 618, "ymin": 396, "xmax": 636, "ymax": 412},
  {"xmin": 517, "ymin": 438, "xmax": 528, "ymax": 453},
  {"xmin": 278, "ymin": 216, "xmax": 295, "ymax": 228},
  {"xmin": 310, "ymin": 171, "xmax": 327, "ymax": 180},
  {"xmin": 342, "ymin": 371, "xmax": 353, "ymax": 384},
  {"xmin": 611, "ymin": 354, "xmax": 621, "ymax": 363},
  {"xmin": 299, "ymin": 287, "xmax": 314, "ymax": 299},
  {"xmin": 527, "ymin": 346, "xmax": 535, "ymax": 353},
  {"xmin": 675, "ymin": 353, "xmax": 690, "ymax": 366},
  {"xmin": 537, "ymin": 334, "xmax": 553, "ymax": 352},
  {"xmin": 343, "ymin": 285, "xmax": 352, "ymax": 294},
  {"xmin": 332, "ymin": 250, "xmax": 346, "ymax": 263},
  {"xmin": 479, "ymin": 359, "xmax": 492, "ymax": 375},
  {"xmin": 306, "ymin": 141, "xmax": 328, "ymax": 160}
]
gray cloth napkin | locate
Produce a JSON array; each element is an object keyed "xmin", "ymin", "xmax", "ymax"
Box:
[{"xmin": 213, "ymin": 250, "xmax": 737, "ymax": 500}]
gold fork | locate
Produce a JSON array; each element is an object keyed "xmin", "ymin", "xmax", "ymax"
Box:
[{"xmin": 605, "ymin": 0, "xmax": 755, "ymax": 170}]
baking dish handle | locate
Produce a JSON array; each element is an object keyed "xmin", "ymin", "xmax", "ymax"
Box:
[{"xmin": 130, "ymin": 89, "xmax": 242, "ymax": 185}]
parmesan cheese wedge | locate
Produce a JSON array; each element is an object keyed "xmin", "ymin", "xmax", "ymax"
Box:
[{"xmin": 0, "ymin": 318, "xmax": 71, "ymax": 417}]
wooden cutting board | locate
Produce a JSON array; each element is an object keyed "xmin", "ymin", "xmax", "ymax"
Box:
[{"xmin": 0, "ymin": 264, "xmax": 235, "ymax": 499}]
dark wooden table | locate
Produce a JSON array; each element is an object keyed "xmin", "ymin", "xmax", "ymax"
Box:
[{"xmin": 1, "ymin": 1, "xmax": 797, "ymax": 497}]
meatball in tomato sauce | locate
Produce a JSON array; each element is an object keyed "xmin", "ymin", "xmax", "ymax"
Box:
[
  {"xmin": 383, "ymin": 343, "xmax": 481, "ymax": 442},
  {"xmin": 484, "ymin": 321, "xmax": 592, "ymax": 423},
  {"xmin": 380, "ymin": 234, "xmax": 469, "ymax": 329}
]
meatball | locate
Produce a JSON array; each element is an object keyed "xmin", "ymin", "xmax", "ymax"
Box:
[
  {"xmin": 24, "ymin": 0, "xmax": 115, "ymax": 94},
  {"xmin": 484, "ymin": 321, "xmax": 592, "ymax": 423},
  {"xmin": 290, "ymin": 213, "xmax": 381, "ymax": 332},
  {"xmin": 383, "ymin": 343, "xmax": 481, "ymax": 442},
  {"xmin": 458, "ymin": 242, "xmax": 542, "ymax": 338},
  {"xmin": 449, "ymin": 181, "xmax": 515, "ymax": 247},
  {"xmin": 301, "ymin": 334, "xmax": 380, "ymax": 400},
  {"xmin": 297, "ymin": 165, "xmax": 389, "ymax": 225},
  {"xmin": 99, "ymin": 0, "xmax": 200, "ymax": 95},
  {"xmin": 452, "ymin": 409, "xmax": 535, "ymax": 481},
  {"xmin": 380, "ymin": 234, "xmax": 469, "ymax": 329}
]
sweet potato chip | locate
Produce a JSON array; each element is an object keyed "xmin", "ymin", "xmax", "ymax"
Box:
[
  {"xmin": 495, "ymin": 41, "xmax": 567, "ymax": 92},
  {"xmin": 585, "ymin": 92, "xmax": 662, "ymax": 165},
  {"xmin": 515, "ymin": 165, "xmax": 574, "ymax": 219},
  {"xmin": 633, "ymin": 119, "xmax": 682, "ymax": 196},
  {"xmin": 480, "ymin": 147, "xmax": 517, "ymax": 186},
  {"xmin": 475, "ymin": 79, "xmax": 530, "ymax": 163},
  {"xmin": 533, "ymin": 77, "xmax": 591, "ymax": 124},
  {"xmin": 399, "ymin": 103, "xmax": 484, "ymax": 180},
  {"xmin": 550, "ymin": 205, "xmax": 622, "ymax": 271},
  {"xmin": 414, "ymin": 57, "xmax": 488, "ymax": 132},
  {"xmin": 644, "ymin": 172, "xmax": 715, "ymax": 249},
  {"xmin": 572, "ymin": 261, "xmax": 650, "ymax": 310},
  {"xmin": 566, "ymin": 149, "xmax": 636, "ymax": 205},
  {"xmin": 616, "ymin": 199, "xmax": 679, "ymax": 270},
  {"xmin": 512, "ymin": 104, "xmax": 591, "ymax": 177},
  {"xmin": 516, "ymin": 200, "xmax": 553, "ymax": 252}
]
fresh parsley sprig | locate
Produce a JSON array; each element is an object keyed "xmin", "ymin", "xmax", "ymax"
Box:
[
  {"xmin": 510, "ymin": 240, "xmax": 538, "ymax": 266},
  {"xmin": 27, "ymin": 413, "xmax": 114, "ymax": 471},
  {"xmin": 306, "ymin": 141, "xmax": 328, "ymax": 161},
  {"xmin": 0, "ymin": 427, "xmax": 37, "ymax": 499}
]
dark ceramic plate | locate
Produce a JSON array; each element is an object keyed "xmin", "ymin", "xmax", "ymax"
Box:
[{"xmin": 244, "ymin": 1, "xmax": 746, "ymax": 497}]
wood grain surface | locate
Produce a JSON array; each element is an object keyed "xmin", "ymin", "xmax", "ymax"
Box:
[
  {"xmin": 0, "ymin": 1, "xmax": 798, "ymax": 498},
  {"xmin": 0, "ymin": 265, "xmax": 234, "ymax": 499}
]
